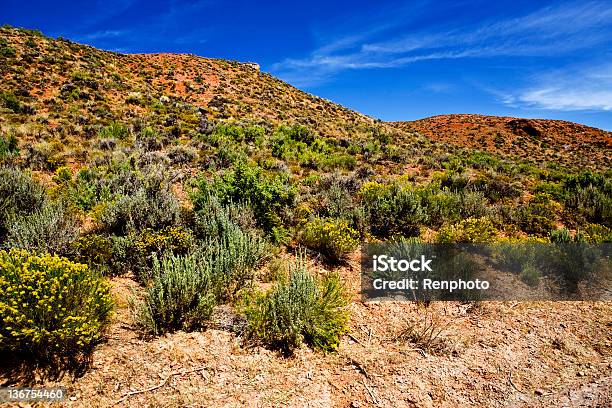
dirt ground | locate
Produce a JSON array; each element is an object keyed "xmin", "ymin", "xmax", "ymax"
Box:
[{"xmin": 1, "ymin": 257, "xmax": 611, "ymax": 408}]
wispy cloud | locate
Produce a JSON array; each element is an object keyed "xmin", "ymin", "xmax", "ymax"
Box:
[
  {"xmin": 76, "ymin": 30, "xmax": 126, "ymax": 41},
  {"xmin": 501, "ymin": 63, "xmax": 612, "ymax": 111},
  {"xmin": 272, "ymin": 1, "xmax": 612, "ymax": 86}
]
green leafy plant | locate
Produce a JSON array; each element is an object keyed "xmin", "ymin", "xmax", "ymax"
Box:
[
  {"xmin": 135, "ymin": 252, "xmax": 217, "ymax": 335},
  {"xmin": 360, "ymin": 181, "xmax": 427, "ymax": 238},
  {"xmin": 0, "ymin": 168, "xmax": 45, "ymax": 236},
  {"xmin": 97, "ymin": 187, "xmax": 181, "ymax": 235},
  {"xmin": 193, "ymin": 162, "xmax": 296, "ymax": 237},
  {"xmin": 5, "ymin": 201, "xmax": 78, "ymax": 255},
  {"xmin": 242, "ymin": 252, "xmax": 349, "ymax": 354}
]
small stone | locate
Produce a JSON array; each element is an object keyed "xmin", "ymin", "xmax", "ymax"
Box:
[
  {"xmin": 577, "ymin": 371, "xmax": 586, "ymax": 377},
  {"xmin": 535, "ymin": 389, "xmax": 545, "ymax": 396}
]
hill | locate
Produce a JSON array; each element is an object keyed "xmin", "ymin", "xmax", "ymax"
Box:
[
  {"xmin": 393, "ymin": 114, "xmax": 611, "ymax": 170},
  {"xmin": 0, "ymin": 26, "xmax": 387, "ymax": 141}
]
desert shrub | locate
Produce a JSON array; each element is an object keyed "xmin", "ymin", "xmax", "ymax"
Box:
[
  {"xmin": 311, "ymin": 175, "xmax": 367, "ymax": 234},
  {"xmin": 0, "ymin": 92, "xmax": 21, "ymax": 113},
  {"xmin": 0, "ymin": 249, "xmax": 113, "ymax": 357},
  {"xmin": 131, "ymin": 226, "xmax": 194, "ymax": 281},
  {"xmin": 0, "ymin": 39, "xmax": 16, "ymax": 57},
  {"xmin": 419, "ymin": 187, "xmax": 486, "ymax": 227},
  {"xmin": 298, "ymin": 217, "xmax": 359, "ymax": 261},
  {"xmin": 167, "ymin": 144, "xmax": 198, "ymax": 165},
  {"xmin": 210, "ymin": 123, "xmax": 265, "ymax": 144},
  {"xmin": 360, "ymin": 181, "xmax": 427, "ymax": 238},
  {"xmin": 396, "ymin": 313, "xmax": 450, "ymax": 354},
  {"xmin": 438, "ymin": 171, "xmax": 470, "ymax": 192},
  {"xmin": 418, "ymin": 188, "xmax": 461, "ymax": 227},
  {"xmin": 547, "ymin": 229, "xmax": 600, "ymax": 291},
  {"xmin": 72, "ymin": 234, "xmax": 114, "ymax": 275},
  {"xmin": 561, "ymin": 171, "xmax": 611, "ymax": 227},
  {"xmin": 53, "ymin": 165, "xmax": 73, "ymax": 184},
  {"xmin": 191, "ymin": 195, "xmax": 266, "ymax": 296},
  {"xmin": 582, "ymin": 224, "xmax": 612, "ymax": 243},
  {"xmin": 5, "ymin": 201, "xmax": 78, "ymax": 255},
  {"xmin": 193, "ymin": 195, "xmax": 258, "ymax": 240},
  {"xmin": 436, "ymin": 217, "xmax": 498, "ymax": 243},
  {"xmin": 315, "ymin": 175, "xmax": 357, "ymax": 218},
  {"xmin": 98, "ymin": 121, "xmax": 129, "ymax": 140},
  {"xmin": 193, "ymin": 163, "xmax": 296, "ymax": 236},
  {"xmin": 520, "ymin": 263, "xmax": 540, "ymax": 287},
  {"xmin": 97, "ymin": 186, "xmax": 181, "ymax": 235},
  {"xmin": 513, "ymin": 193, "xmax": 559, "ymax": 236},
  {"xmin": 136, "ymin": 226, "xmax": 266, "ymax": 334},
  {"xmin": 135, "ymin": 252, "xmax": 217, "ymax": 335},
  {"xmin": 321, "ymin": 153, "xmax": 357, "ymax": 170},
  {"xmin": 492, "ymin": 237, "xmax": 546, "ymax": 274},
  {"xmin": 0, "ymin": 168, "xmax": 45, "ymax": 235},
  {"xmin": 242, "ymin": 253, "xmax": 349, "ymax": 353},
  {"xmin": 0, "ymin": 133, "xmax": 19, "ymax": 159},
  {"xmin": 22, "ymin": 141, "xmax": 65, "ymax": 170},
  {"xmin": 471, "ymin": 172, "xmax": 521, "ymax": 202}
]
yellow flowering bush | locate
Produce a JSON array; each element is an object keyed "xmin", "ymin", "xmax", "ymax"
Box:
[
  {"xmin": 133, "ymin": 226, "xmax": 193, "ymax": 256},
  {"xmin": 299, "ymin": 218, "xmax": 359, "ymax": 261},
  {"xmin": 0, "ymin": 249, "xmax": 113, "ymax": 357},
  {"xmin": 436, "ymin": 217, "xmax": 499, "ymax": 243}
]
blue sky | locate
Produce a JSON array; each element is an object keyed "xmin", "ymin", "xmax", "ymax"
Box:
[{"xmin": 3, "ymin": 0, "xmax": 612, "ymax": 130}]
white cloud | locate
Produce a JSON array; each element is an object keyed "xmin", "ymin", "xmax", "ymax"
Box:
[
  {"xmin": 506, "ymin": 64, "xmax": 612, "ymax": 111},
  {"xmin": 272, "ymin": 1, "xmax": 612, "ymax": 87}
]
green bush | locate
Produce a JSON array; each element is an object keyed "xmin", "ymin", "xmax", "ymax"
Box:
[
  {"xmin": 561, "ymin": 171, "xmax": 611, "ymax": 227},
  {"xmin": 243, "ymin": 253, "xmax": 349, "ymax": 353},
  {"xmin": 0, "ymin": 92, "xmax": 21, "ymax": 113},
  {"xmin": 298, "ymin": 217, "xmax": 359, "ymax": 261},
  {"xmin": 72, "ymin": 234, "xmax": 114, "ymax": 275},
  {"xmin": 5, "ymin": 201, "xmax": 78, "ymax": 255},
  {"xmin": 201, "ymin": 226, "xmax": 267, "ymax": 300},
  {"xmin": 360, "ymin": 181, "xmax": 427, "ymax": 238},
  {"xmin": 547, "ymin": 229, "xmax": 600, "ymax": 291},
  {"xmin": 98, "ymin": 121, "xmax": 130, "ymax": 140},
  {"xmin": 97, "ymin": 187, "xmax": 181, "ymax": 235},
  {"xmin": 193, "ymin": 163, "xmax": 296, "ymax": 236},
  {"xmin": 0, "ymin": 168, "xmax": 45, "ymax": 235},
  {"xmin": 135, "ymin": 252, "xmax": 217, "ymax": 335},
  {"xmin": 193, "ymin": 195, "xmax": 257, "ymax": 240},
  {"xmin": 436, "ymin": 217, "xmax": 498, "ymax": 243},
  {"xmin": 520, "ymin": 264, "xmax": 540, "ymax": 287},
  {"xmin": 0, "ymin": 133, "xmax": 19, "ymax": 159},
  {"xmin": 136, "ymin": 226, "xmax": 266, "ymax": 335},
  {"xmin": 0, "ymin": 249, "xmax": 113, "ymax": 358},
  {"xmin": 582, "ymin": 224, "xmax": 612, "ymax": 243}
]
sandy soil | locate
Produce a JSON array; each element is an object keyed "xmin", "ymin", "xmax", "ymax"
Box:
[{"xmin": 1, "ymin": 259, "xmax": 611, "ymax": 407}]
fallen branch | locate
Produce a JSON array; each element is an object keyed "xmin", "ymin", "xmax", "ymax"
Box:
[
  {"xmin": 116, "ymin": 366, "xmax": 208, "ymax": 404},
  {"xmin": 362, "ymin": 380, "xmax": 379, "ymax": 405},
  {"xmin": 347, "ymin": 332, "xmax": 365, "ymax": 346},
  {"xmin": 508, "ymin": 371, "xmax": 524, "ymax": 394}
]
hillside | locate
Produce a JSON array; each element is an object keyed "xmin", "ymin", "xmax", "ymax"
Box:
[
  {"xmin": 0, "ymin": 26, "xmax": 384, "ymax": 141},
  {"xmin": 393, "ymin": 114, "xmax": 611, "ymax": 170}
]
